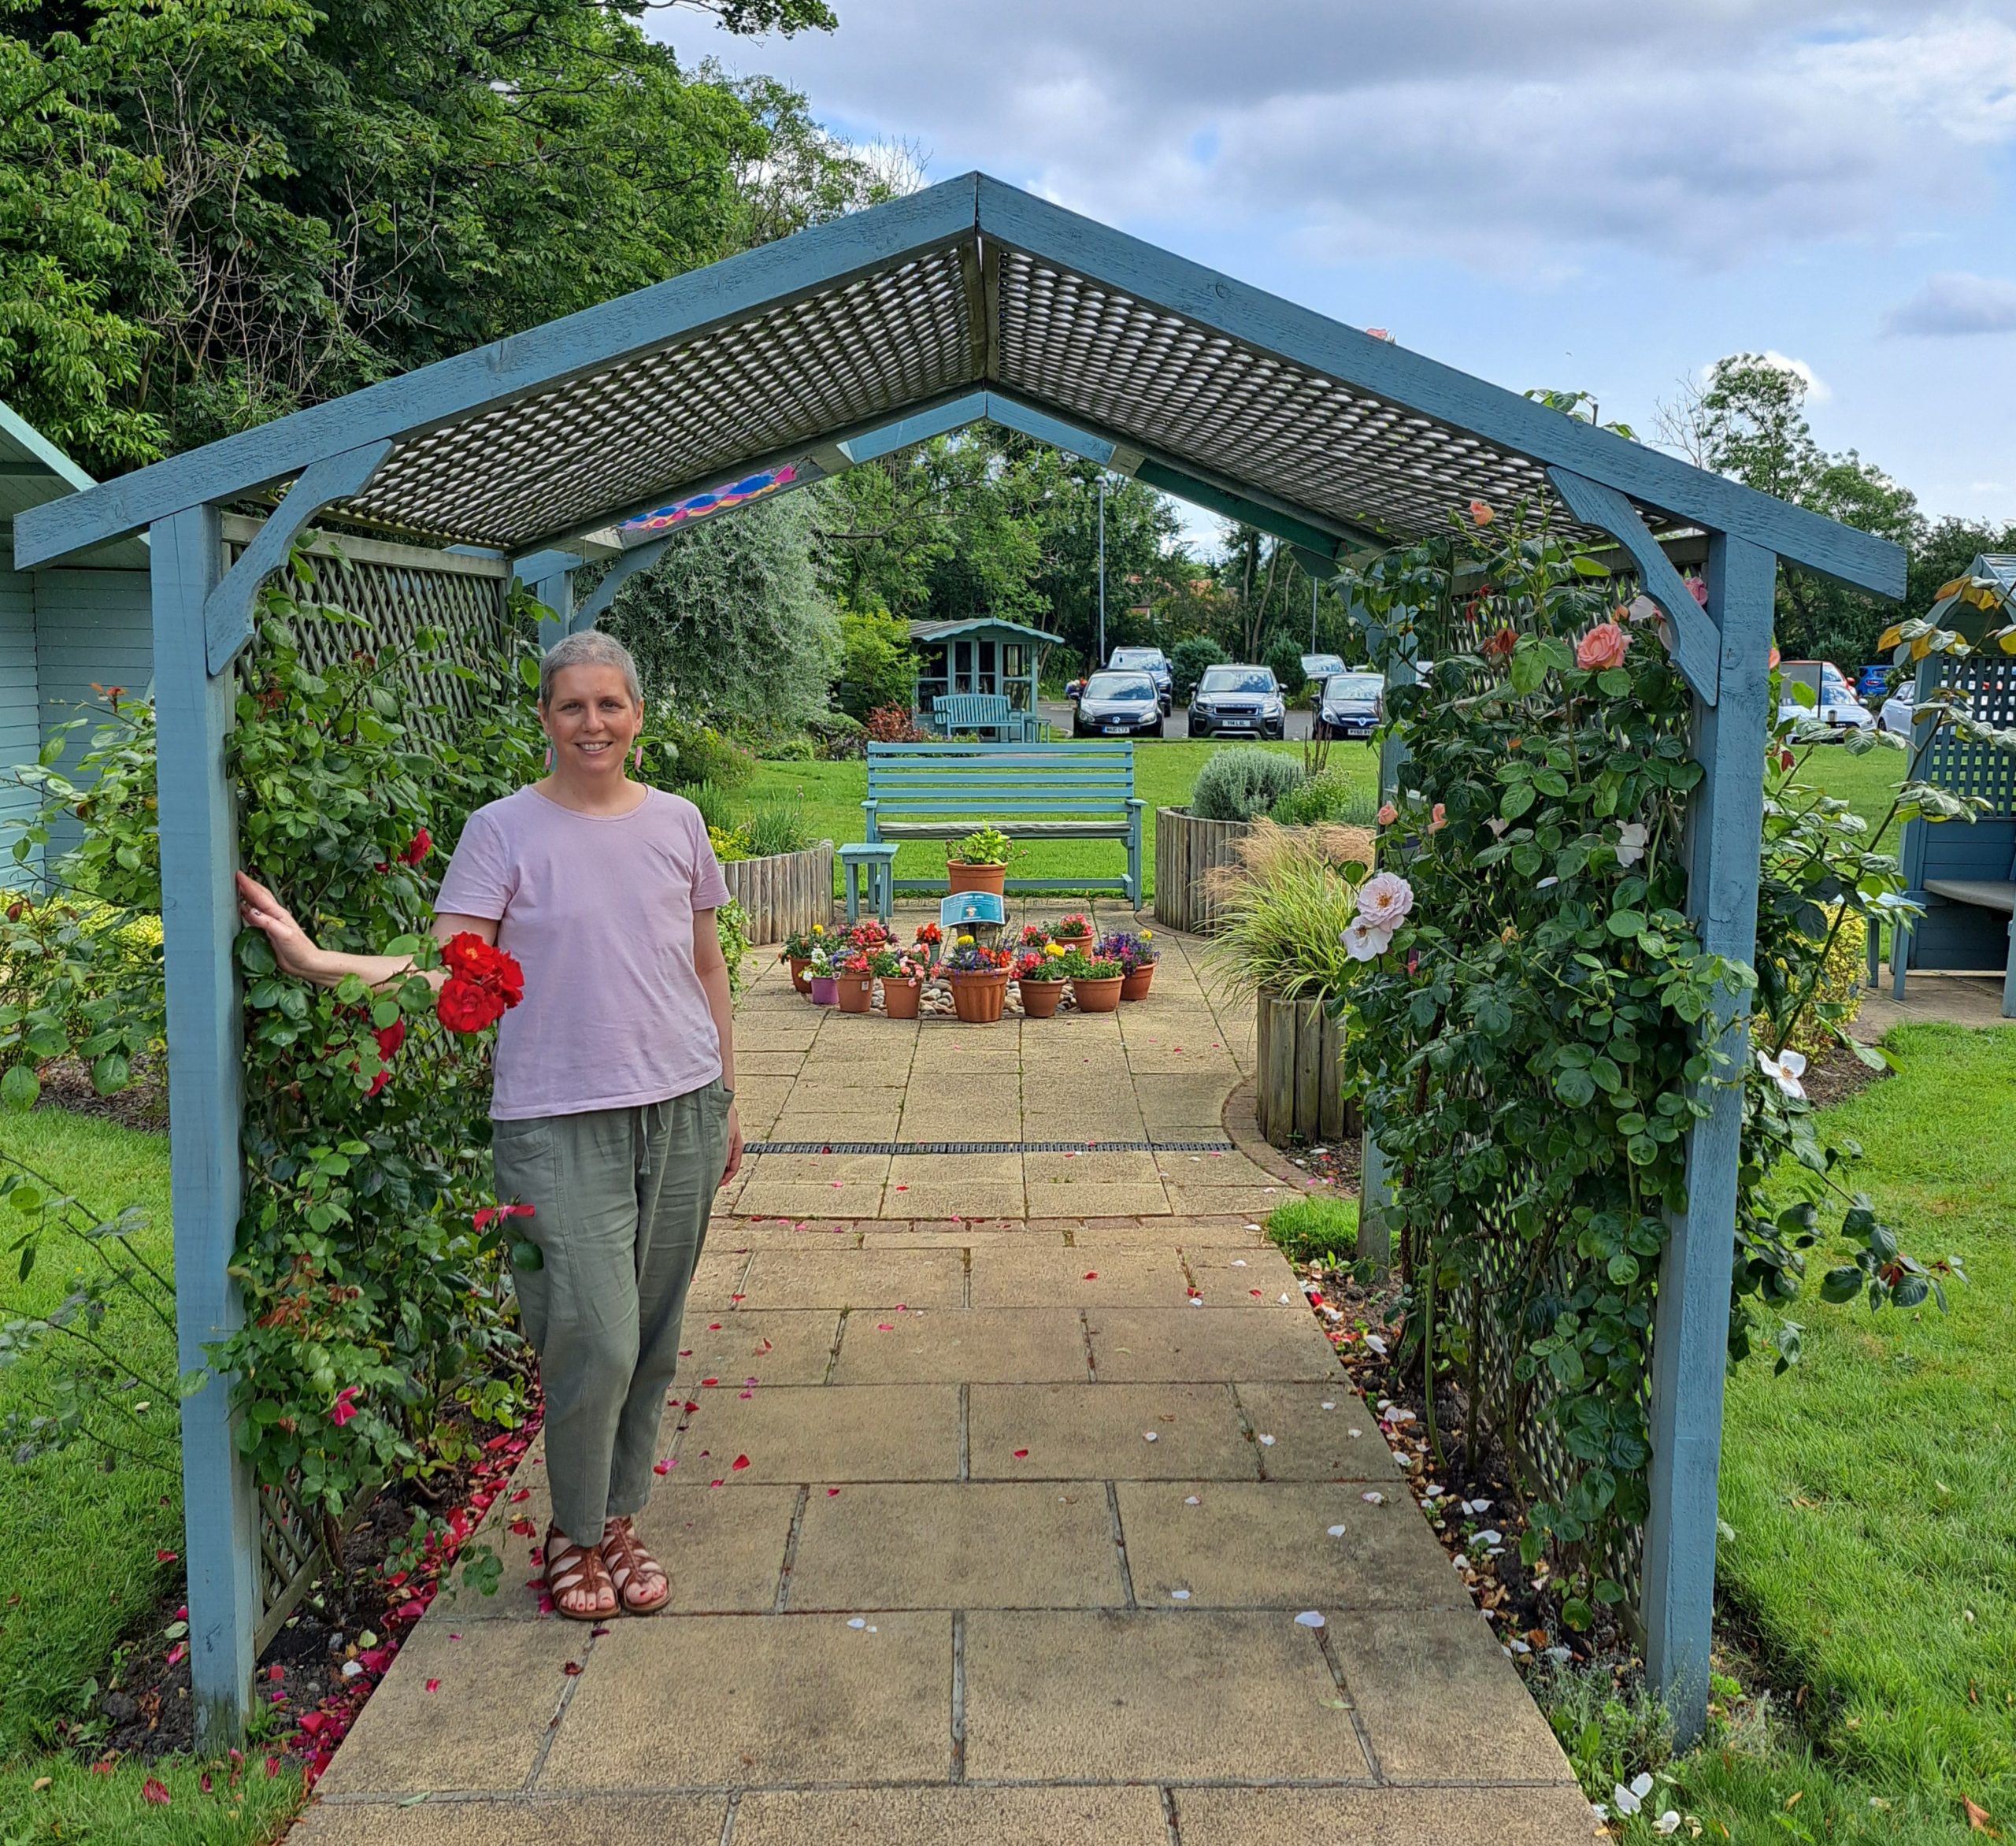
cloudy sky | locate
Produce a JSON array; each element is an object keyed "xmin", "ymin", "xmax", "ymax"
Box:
[{"xmin": 654, "ymin": 2, "xmax": 2016, "ymax": 548}]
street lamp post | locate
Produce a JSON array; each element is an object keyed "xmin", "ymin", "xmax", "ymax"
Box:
[{"xmin": 1097, "ymin": 475, "xmax": 1107, "ymax": 666}]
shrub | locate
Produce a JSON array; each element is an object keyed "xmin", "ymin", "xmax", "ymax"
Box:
[
  {"xmin": 1266, "ymin": 1194, "xmax": 1359, "ymax": 1266},
  {"xmin": 866, "ymin": 705, "xmax": 928, "ymax": 743},
  {"xmin": 1169, "ymin": 635, "xmax": 1226, "ymax": 705},
  {"xmin": 807, "ymin": 710, "xmax": 869, "ymax": 760},
  {"xmin": 743, "ymin": 805, "xmax": 811, "ymax": 858},
  {"xmin": 655, "ymin": 711, "xmax": 754, "ymax": 788},
  {"xmin": 834, "ymin": 604, "xmax": 917, "ymax": 722},
  {"xmin": 1264, "ymin": 633, "xmax": 1309, "ymax": 699},
  {"xmin": 708, "ymin": 825, "xmax": 751, "ymax": 862},
  {"xmin": 1203, "ymin": 820, "xmax": 1374, "ymax": 1003},
  {"xmin": 717, "ymin": 898, "xmax": 753, "ymax": 1003},
  {"xmin": 1267, "ymin": 770, "xmax": 1380, "ymax": 829},
  {"xmin": 1189, "ymin": 746, "xmax": 1305, "ymax": 822},
  {"xmin": 758, "ymin": 736, "xmax": 817, "ymax": 762},
  {"xmin": 1766, "ymin": 904, "xmax": 1866, "ymax": 1061}
]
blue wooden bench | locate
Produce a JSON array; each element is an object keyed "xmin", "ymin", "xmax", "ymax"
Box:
[
  {"xmin": 861, "ymin": 741, "xmax": 1143, "ymax": 904},
  {"xmin": 1885, "ymin": 814, "xmax": 2016, "ymax": 1017},
  {"xmin": 928, "ymin": 692, "xmax": 1035, "ymax": 742}
]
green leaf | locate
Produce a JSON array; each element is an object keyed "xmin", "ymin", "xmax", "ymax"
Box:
[
  {"xmin": 1606, "ymin": 910, "xmax": 1646, "ymax": 937},
  {"xmin": 1500, "ymin": 782, "xmax": 1536, "ymax": 821},
  {"xmin": 91, "ymin": 1053, "xmax": 131, "ymax": 1095},
  {"xmin": 1819, "ymin": 1266, "xmax": 1862, "ymax": 1304},
  {"xmin": 1, "ymin": 1064, "xmax": 39, "ymax": 1111},
  {"xmin": 509, "ymin": 1239, "xmax": 544, "ymax": 1272}
]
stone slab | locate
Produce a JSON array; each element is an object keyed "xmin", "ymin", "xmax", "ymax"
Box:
[
  {"xmin": 1330, "ymin": 1606, "xmax": 1581, "ymax": 1786},
  {"xmin": 1020, "ymin": 1182, "xmax": 1173, "ymax": 1218},
  {"xmin": 1087, "ymin": 1308, "xmax": 1341, "ymax": 1383},
  {"xmin": 968, "ymin": 1245, "xmax": 1195, "ymax": 1309},
  {"xmin": 739, "ymin": 1151, "xmax": 891, "ymax": 1184},
  {"xmin": 1233, "ymin": 1384, "xmax": 1403, "ymax": 1481},
  {"xmin": 787, "ymin": 1481, "xmax": 1123, "ymax": 1610},
  {"xmin": 962, "ymin": 1609, "xmax": 1368, "ymax": 1782},
  {"xmin": 1174, "ymin": 1785, "xmax": 1601, "ymax": 1844},
  {"xmin": 1162, "ymin": 1181, "xmax": 1295, "ymax": 1217},
  {"xmin": 737, "ymin": 1247, "xmax": 967, "ymax": 1309},
  {"xmin": 287, "ymin": 1795, "xmax": 727, "ymax": 1846},
  {"xmin": 1115, "ymin": 1481, "xmax": 1473, "ymax": 1612},
  {"xmin": 880, "ymin": 1182, "xmax": 1028, "ymax": 1221},
  {"xmin": 828, "ymin": 1307, "xmax": 1089, "ymax": 1384},
  {"xmin": 678, "ymin": 1383, "xmax": 961, "ymax": 1481},
  {"xmin": 541, "ymin": 1613, "xmax": 952, "ymax": 1789},
  {"xmin": 316, "ymin": 1619, "xmax": 583, "ymax": 1796},
  {"xmin": 733, "ymin": 1180, "xmax": 889, "ymax": 1220},
  {"xmin": 678, "ymin": 1309, "xmax": 839, "ymax": 1387},
  {"xmin": 629, "ymin": 1481, "xmax": 800, "ymax": 1611},
  {"xmin": 732, "ymin": 1788, "xmax": 1170, "ymax": 1846},
  {"xmin": 886, "ymin": 1151, "xmax": 1024, "ymax": 1183},
  {"xmin": 969, "ymin": 1383, "xmax": 1258, "ymax": 1481},
  {"xmin": 769, "ymin": 1106, "xmax": 906, "ymax": 1138},
  {"xmin": 1182, "ymin": 1245, "xmax": 1303, "ymax": 1299}
]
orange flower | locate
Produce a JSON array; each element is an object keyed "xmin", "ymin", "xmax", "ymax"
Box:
[{"xmin": 1482, "ymin": 628, "xmax": 1517, "ymax": 662}]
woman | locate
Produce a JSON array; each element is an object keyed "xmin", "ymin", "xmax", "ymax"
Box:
[{"xmin": 235, "ymin": 629, "xmax": 742, "ymax": 1622}]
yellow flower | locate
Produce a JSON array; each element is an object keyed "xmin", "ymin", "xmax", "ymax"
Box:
[
  {"xmin": 812, "ymin": 924, "xmax": 824, "ymax": 935},
  {"xmin": 1044, "ymin": 942, "xmax": 1066, "ymax": 958},
  {"xmin": 957, "ymin": 933, "xmax": 974, "ymax": 947},
  {"xmin": 1140, "ymin": 930, "xmax": 1153, "ymax": 940}
]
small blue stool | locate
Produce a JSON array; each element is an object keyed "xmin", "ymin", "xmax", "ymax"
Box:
[{"xmin": 840, "ymin": 842, "xmax": 899, "ymax": 925}]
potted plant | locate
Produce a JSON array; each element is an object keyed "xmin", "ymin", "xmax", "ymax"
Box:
[
  {"xmin": 947, "ymin": 826, "xmax": 1014, "ymax": 899},
  {"xmin": 1014, "ymin": 944, "xmax": 1069, "ymax": 1018},
  {"xmin": 832, "ymin": 947, "xmax": 875, "ymax": 1014},
  {"xmin": 806, "ymin": 941, "xmax": 839, "ymax": 1007},
  {"xmin": 914, "ymin": 920, "xmax": 944, "ymax": 958},
  {"xmin": 1013, "ymin": 921, "xmax": 1053, "ymax": 952},
  {"xmin": 779, "ymin": 922, "xmax": 825, "ymax": 995},
  {"xmin": 1060, "ymin": 946, "xmax": 1125, "ymax": 1013},
  {"xmin": 1101, "ymin": 929, "xmax": 1162, "ymax": 1002},
  {"xmin": 943, "ymin": 937, "xmax": 1014, "ymax": 1024},
  {"xmin": 881, "ymin": 947, "xmax": 929, "ymax": 1020},
  {"xmin": 1054, "ymin": 910, "xmax": 1095, "ymax": 951},
  {"xmin": 846, "ymin": 917, "xmax": 895, "ymax": 953}
]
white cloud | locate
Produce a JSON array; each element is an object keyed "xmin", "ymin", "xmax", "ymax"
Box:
[
  {"xmin": 662, "ymin": 3, "xmax": 2016, "ymax": 272},
  {"xmin": 1884, "ymin": 271, "xmax": 2016, "ymax": 335},
  {"xmin": 1759, "ymin": 351, "xmax": 1833, "ymax": 403}
]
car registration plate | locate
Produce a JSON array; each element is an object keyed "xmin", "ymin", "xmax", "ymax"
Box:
[{"xmin": 1103, "ymin": 724, "xmax": 1130, "ymax": 734}]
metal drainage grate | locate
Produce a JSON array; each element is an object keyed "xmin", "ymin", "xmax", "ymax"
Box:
[{"xmin": 746, "ymin": 1139, "xmax": 1237, "ymax": 1155}]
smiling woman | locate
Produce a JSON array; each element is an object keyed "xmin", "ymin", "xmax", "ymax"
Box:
[{"xmin": 234, "ymin": 628, "xmax": 744, "ymax": 1625}]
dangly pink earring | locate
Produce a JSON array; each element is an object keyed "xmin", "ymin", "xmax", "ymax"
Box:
[
  {"xmin": 543, "ymin": 743, "xmax": 554, "ymax": 773},
  {"xmin": 632, "ymin": 741, "xmax": 645, "ymax": 773}
]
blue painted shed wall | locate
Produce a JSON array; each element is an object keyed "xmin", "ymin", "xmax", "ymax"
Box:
[{"xmin": 0, "ymin": 545, "xmax": 39, "ymax": 878}]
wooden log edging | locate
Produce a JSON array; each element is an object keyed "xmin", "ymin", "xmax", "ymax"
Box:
[
  {"xmin": 721, "ymin": 841, "xmax": 834, "ymax": 946},
  {"xmin": 1153, "ymin": 806, "xmax": 1254, "ymax": 934},
  {"xmin": 1254, "ymin": 988, "xmax": 1358, "ymax": 1146}
]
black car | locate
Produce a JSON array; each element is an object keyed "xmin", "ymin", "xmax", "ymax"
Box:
[
  {"xmin": 1073, "ymin": 669, "xmax": 1166, "ymax": 738},
  {"xmin": 1188, "ymin": 664, "xmax": 1286, "ymax": 740},
  {"xmin": 1313, "ymin": 670, "xmax": 1384, "ymax": 740}
]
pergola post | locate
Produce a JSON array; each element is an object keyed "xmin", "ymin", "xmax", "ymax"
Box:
[
  {"xmin": 153, "ymin": 503, "xmax": 258, "ymax": 1745},
  {"xmin": 1643, "ymin": 532, "xmax": 1776, "ymax": 1743},
  {"xmin": 513, "ymin": 549, "xmax": 581, "ymax": 649}
]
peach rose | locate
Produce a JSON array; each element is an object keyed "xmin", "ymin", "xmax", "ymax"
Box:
[
  {"xmin": 1575, "ymin": 621, "xmax": 1631, "ymax": 673},
  {"xmin": 1377, "ymin": 803, "xmax": 1398, "ymax": 826}
]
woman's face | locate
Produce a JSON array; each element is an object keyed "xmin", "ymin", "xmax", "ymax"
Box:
[{"xmin": 539, "ymin": 663, "xmax": 643, "ymax": 779}]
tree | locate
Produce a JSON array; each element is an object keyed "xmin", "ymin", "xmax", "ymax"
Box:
[
  {"xmin": 832, "ymin": 600, "xmax": 916, "ymax": 722},
  {"xmin": 1, "ymin": 0, "xmax": 854, "ymax": 462},
  {"xmin": 1658, "ymin": 355, "xmax": 1922, "ymax": 662},
  {"xmin": 598, "ymin": 492, "xmax": 839, "ymax": 738}
]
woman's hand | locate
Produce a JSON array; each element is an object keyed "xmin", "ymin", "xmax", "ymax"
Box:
[
  {"xmin": 235, "ymin": 871, "xmax": 327, "ymax": 980},
  {"xmin": 719, "ymin": 1102, "xmax": 743, "ymax": 1188}
]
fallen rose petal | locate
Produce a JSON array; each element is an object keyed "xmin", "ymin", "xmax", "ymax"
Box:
[
  {"xmin": 156, "ymin": 1549, "xmax": 178, "ymax": 1563},
  {"xmin": 425, "ymin": 1677, "xmax": 441, "ymax": 1692},
  {"xmin": 732, "ymin": 1455, "xmax": 751, "ymax": 1471},
  {"xmin": 561, "ymin": 1661, "xmax": 584, "ymax": 1676},
  {"xmin": 1013, "ymin": 1448, "xmax": 1028, "ymax": 1459},
  {"xmin": 165, "ymin": 1642, "xmax": 188, "ymax": 1666},
  {"xmin": 827, "ymin": 1488, "xmax": 840, "ymax": 1496},
  {"xmin": 143, "ymin": 1777, "xmax": 171, "ymax": 1806}
]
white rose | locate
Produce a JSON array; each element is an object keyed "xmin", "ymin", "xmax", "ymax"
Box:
[{"xmin": 1354, "ymin": 870, "xmax": 1415, "ymax": 932}]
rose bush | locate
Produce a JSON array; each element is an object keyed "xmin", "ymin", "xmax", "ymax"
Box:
[{"xmin": 1340, "ymin": 505, "xmax": 1976, "ymax": 1625}]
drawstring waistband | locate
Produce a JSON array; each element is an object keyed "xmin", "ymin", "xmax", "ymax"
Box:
[{"xmin": 636, "ymin": 1096, "xmax": 673, "ymax": 1180}]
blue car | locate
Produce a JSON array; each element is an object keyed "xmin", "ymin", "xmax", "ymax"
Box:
[{"xmin": 1854, "ymin": 662, "xmax": 1891, "ymax": 702}]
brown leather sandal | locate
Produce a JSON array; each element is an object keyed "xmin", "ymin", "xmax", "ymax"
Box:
[
  {"xmin": 544, "ymin": 1524, "xmax": 618, "ymax": 1622},
  {"xmin": 601, "ymin": 1516, "xmax": 671, "ymax": 1614}
]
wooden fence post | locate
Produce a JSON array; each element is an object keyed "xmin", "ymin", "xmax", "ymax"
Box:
[
  {"xmin": 154, "ymin": 504, "xmax": 258, "ymax": 1746},
  {"xmin": 1644, "ymin": 532, "xmax": 1775, "ymax": 1744}
]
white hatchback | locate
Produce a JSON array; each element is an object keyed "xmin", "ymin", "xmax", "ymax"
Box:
[{"xmin": 1778, "ymin": 660, "xmax": 1876, "ymax": 736}]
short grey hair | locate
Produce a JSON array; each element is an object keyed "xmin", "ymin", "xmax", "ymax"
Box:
[{"xmin": 539, "ymin": 629, "xmax": 643, "ymax": 706}]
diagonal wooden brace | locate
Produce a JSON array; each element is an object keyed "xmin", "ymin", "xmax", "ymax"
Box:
[
  {"xmin": 202, "ymin": 439, "xmax": 393, "ymax": 675},
  {"xmin": 1547, "ymin": 465, "xmax": 1721, "ymax": 706},
  {"xmin": 571, "ymin": 535, "xmax": 673, "ymax": 631}
]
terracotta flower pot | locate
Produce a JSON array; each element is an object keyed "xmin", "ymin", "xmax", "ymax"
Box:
[
  {"xmin": 835, "ymin": 973, "xmax": 873, "ymax": 1014},
  {"xmin": 809, "ymin": 975, "xmax": 838, "ymax": 1006},
  {"xmin": 947, "ymin": 860, "xmax": 1009, "ymax": 899},
  {"xmin": 1120, "ymin": 965, "xmax": 1156, "ymax": 1003},
  {"xmin": 1018, "ymin": 977, "xmax": 1065, "ymax": 1018},
  {"xmin": 788, "ymin": 957, "xmax": 812, "ymax": 995},
  {"xmin": 1054, "ymin": 925, "xmax": 1095, "ymax": 951},
  {"xmin": 948, "ymin": 969, "xmax": 1010, "ymax": 1024},
  {"xmin": 1071, "ymin": 974, "xmax": 1124, "ymax": 1014},
  {"xmin": 883, "ymin": 977, "xmax": 923, "ymax": 1021}
]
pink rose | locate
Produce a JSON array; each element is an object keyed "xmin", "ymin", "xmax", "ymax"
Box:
[
  {"xmin": 1429, "ymin": 803, "xmax": 1447, "ymax": 833},
  {"xmin": 1575, "ymin": 621, "xmax": 1630, "ymax": 673},
  {"xmin": 1355, "ymin": 870, "xmax": 1415, "ymax": 932},
  {"xmin": 1377, "ymin": 803, "xmax": 1398, "ymax": 827},
  {"xmin": 1469, "ymin": 499, "xmax": 1495, "ymax": 527}
]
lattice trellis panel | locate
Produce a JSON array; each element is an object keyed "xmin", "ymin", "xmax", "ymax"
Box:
[
  {"xmin": 993, "ymin": 249, "xmax": 1670, "ymax": 552},
  {"xmin": 255, "ymin": 1479, "xmax": 322, "ymax": 1651},
  {"xmin": 333, "ymin": 247, "xmax": 976, "ymax": 549},
  {"xmin": 1923, "ymin": 653, "xmax": 2016, "ymax": 816}
]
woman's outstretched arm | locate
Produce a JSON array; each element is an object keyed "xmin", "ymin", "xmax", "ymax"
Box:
[{"xmin": 235, "ymin": 871, "xmax": 493, "ymax": 992}]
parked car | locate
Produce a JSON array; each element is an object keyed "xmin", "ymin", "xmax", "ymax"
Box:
[
  {"xmin": 1300, "ymin": 651, "xmax": 1348, "ymax": 684},
  {"xmin": 1777, "ymin": 659, "xmax": 1875, "ymax": 736},
  {"xmin": 1878, "ymin": 688, "xmax": 1918, "ymax": 736},
  {"xmin": 1313, "ymin": 670, "xmax": 1384, "ymax": 740},
  {"xmin": 1108, "ymin": 646, "xmax": 1173, "ymax": 711},
  {"xmin": 1073, "ymin": 669, "xmax": 1166, "ymax": 738},
  {"xmin": 1854, "ymin": 662, "xmax": 1892, "ymax": 702},
  {"xmin": 1188, "ymin": 664, "xmax": 1286, "ymax": 740}
]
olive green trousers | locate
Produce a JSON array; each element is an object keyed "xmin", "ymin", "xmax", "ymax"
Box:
[{"xmin": 492, "ymin": 1081, "xmax": 732, "ymax": 1541}]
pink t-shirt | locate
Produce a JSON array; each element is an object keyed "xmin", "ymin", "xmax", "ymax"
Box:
[{"xmin": 435, "ymin": 784, "xmax": 732, "ymax": 1120}]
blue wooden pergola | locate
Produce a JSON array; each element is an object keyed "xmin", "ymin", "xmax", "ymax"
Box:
[{"xmin": 13, "ymin": 172, "xmax": 1903, "ymax": 1746}]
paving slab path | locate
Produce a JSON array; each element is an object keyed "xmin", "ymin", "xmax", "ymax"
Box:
[{"xmin": 291, "ymin": 910, "xmax": 1590, "ymax": 1845}]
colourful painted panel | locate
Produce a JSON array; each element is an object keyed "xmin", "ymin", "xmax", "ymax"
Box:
[{"xmin": 621, "ymin": 462, "xmax": 801, "ymax": 539}]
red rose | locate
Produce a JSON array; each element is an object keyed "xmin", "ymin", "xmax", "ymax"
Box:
[
  {"xmin": 375, "ymin": 1019, "xmax": 406, "ymax": 1060},
  {"xmin": 437, "ymin": 976, "xmax": 505, "ymax": 1034},
  {"xmin": 398, "ymin": 828, "xmax": 432, "ymax": 866},
  {"xmin": 441, "ymin": 932, "xmax": 491, "ymax": 978}
]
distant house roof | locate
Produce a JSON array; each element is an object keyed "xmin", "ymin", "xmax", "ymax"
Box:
[
  {"xmin": 1925, "ymin": 554, "xmax": 2016, "ymax": 638},
  {"xmin": 907, "ymin": 617, "xmax": 1061, "ymax": 647},
  {"xmin": 0, "ymin": 402, "xmax": 147, "ymax": 568}
]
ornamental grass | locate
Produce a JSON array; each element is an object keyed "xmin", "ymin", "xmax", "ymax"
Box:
[{"xmin": 1202, "ymin": 819, "xmax": 1375, "ymax": 1005}]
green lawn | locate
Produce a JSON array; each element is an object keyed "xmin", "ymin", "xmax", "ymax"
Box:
[
  {"xmin": 0, "ymin": 1108, "xmax": 307, "ymax": 1837},
  {"xmin": 1694, "ymin": 1021, "xmax": 2016, "ymax": 1837},
  {"xmin": 739, "ymin": 738, "xmax": 1370, "ymax": 900}
]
